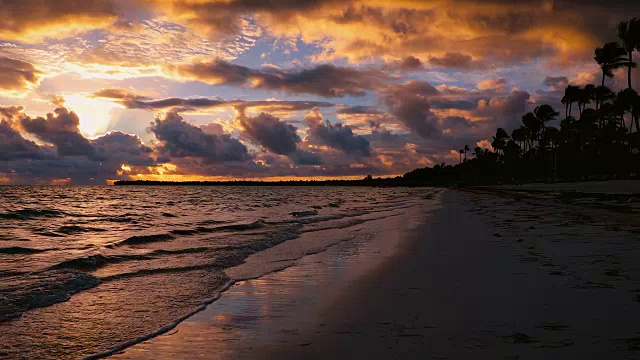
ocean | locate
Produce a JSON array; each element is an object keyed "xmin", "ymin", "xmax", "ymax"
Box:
[{"xmin": 0, "ymin": 185, "xmax": 436, "ymax": 359}]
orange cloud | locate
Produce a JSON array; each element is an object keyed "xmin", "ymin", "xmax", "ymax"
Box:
[
  {"xmin": 0, "ymin": 57, "xmax": 41, "ymax": 95},
  {"xmin": 0, "ymin": 0, "xmax": 121, "ymax": 42}
]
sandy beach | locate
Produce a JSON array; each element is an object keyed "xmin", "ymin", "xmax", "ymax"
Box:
[{"xmin": 108, "ymin": 186, "xmax": 640, "ymax": 359}]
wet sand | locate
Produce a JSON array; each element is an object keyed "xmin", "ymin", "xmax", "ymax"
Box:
[{"xmin": 111, "ymin": 189, "xmax": 640, "ymax": 359}]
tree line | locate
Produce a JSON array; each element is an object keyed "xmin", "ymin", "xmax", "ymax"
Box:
[{"xmin": 405, "ymin": 18, "xmax": 640, "ymax": 186}]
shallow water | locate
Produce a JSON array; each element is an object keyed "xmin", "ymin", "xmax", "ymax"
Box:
[{"xmin": 0, "ymin": 185, "xmax": 435, "ymax": 359}]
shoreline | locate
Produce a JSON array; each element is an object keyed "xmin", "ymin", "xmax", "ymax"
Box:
[
  {"xmin": 112, "ymin": 188, "xmax": 640, "ymax": 359},
  {"xmin": 109, "ymin": 192, "xmax": 436, "ymax": 359}
]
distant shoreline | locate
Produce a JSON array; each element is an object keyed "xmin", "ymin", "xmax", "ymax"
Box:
[{"xmin": 112, "ymin": 179, "xmax": 434, "ymax": 187}]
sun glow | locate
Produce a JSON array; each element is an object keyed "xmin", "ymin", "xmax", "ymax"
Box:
[{"xmin": 62, "ymin": 94, "xmax": 123, "ymax": 137}]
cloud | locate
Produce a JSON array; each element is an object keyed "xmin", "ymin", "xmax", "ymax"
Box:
[
  {"xmin": 20, "ymin": 108, "xmax": 96, "ymax": 157},
  {"xmin": 91, "ymin": 131, "xmax": 155, "ymax": 167},
  {"xmin": 542, "ymin": 76, "xmax": 569, "ymax": 91},
  {"xmin": 0, "ymin": 0, "xmax": 122, "ymax": 42},
  {"xmin": 288, "ymin": 149, "xmax": 324, "ymax": 165},
  {"xmin": 0, "ymin": 57, "xmax": 41, "ymax": 94},
  {"xmin": 149, "ymin": 112, "xmax": 251, "ymax": 163},
  {"xmin": 236, "ymin": 112, "xmax": 300, "ymax": 155},
  {"xmin": 93, "ymin": 88, "xmax": 334, "ymax": 113},
  {"xmin": 380, "ymin": 81, "xmax": 441, "ymax": 139},
  {"xmin": 476, "ymin": 78, "xmax": 508, "ymax": 93},
  {"xmin": 0, "ymin": 120, "xmax": 43, "ymax": 160},
  {"xmin": 305, "ymin": 109, "xmax": 371, "ymax": 157},
  {"xmin": 473, "ymin": 90, "xmax": 531, "ymax": 129},
  {"xmin": 168, "ymin": 59, "xmax": 388, "ymax": 97},
  {"xmin": 427, "ymin": 53, "xmax": 484, "ymax": 69},
  {"xmin": 0, "ymin": 106, "xmax": 160, "ymax": 184},
  {"xmin": 234, "ymin": 110, "xmax": 325, "ymax": 165},
  {"xmin": 337, "ymin": 105, "xmax": 386, "ymax": 115}
]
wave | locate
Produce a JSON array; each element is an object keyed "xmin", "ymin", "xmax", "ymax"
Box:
[
  {"xmin": 0, "ymin": 246, "xmax": 50, "ymax": 255},
  {"xmin": 0, "ymin": 208, "xmax": 64, "ymax": 220},
  {"xmin": 170, "ymin": 220, "xmax": 266, "ymax": 236},
  {"xmin": 56, "ymin": 225, "xmax": 107, "ymax": 235},
  {"xmin": 51, "ymin": 253, "xmax": 154, "ymax": 271},
  {"xmin": 117, "ymin": 233, "xmax": 175, "ymax": 246},
  {"xmin": 290, "ymin": 210, "xmax": 319, "ymax": 217},
  {"xmin": 0, "ymin": 270, "xmax": 101, "ymax": 322},
  {"xmin": 150, "ymin": 247, "xmax": 212, "ymax": 256},
  {"xmin": 82, "ymin": 279, "xmax": 235, "ymax": 360}
]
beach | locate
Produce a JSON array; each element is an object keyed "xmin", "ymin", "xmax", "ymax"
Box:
[
  {"xmin": 0, "ymin": 186, "xmax": 437, "ymax": 359},
  {"xmin": 107, "ymin": 186, "xmax": 640, "ymax": 359}
]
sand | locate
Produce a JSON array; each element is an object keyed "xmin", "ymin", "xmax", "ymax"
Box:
[
  {"xmin": 489, "ymin": 179, "xmax": 640, "ymax": 195},
  {"xmin": 110, "ymin": 189, "xmax": 640, "ymax": 359}
]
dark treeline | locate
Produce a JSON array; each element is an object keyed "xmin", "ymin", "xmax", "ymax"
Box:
[
  {"xmin": 406, "ymin": 18, "xmax": 640, "ymax": 186},
  {"xmin": 117, "ymin": 18, "xmax": 640, "ymax": 188},
  {"xmin": 114, "ymin": 176, "xmax": 413, "ymax": 187}
]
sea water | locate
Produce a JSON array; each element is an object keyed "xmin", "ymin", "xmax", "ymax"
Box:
[{"xmin": 0, "ymin": 185, "xmax": 435, "ymax": 359}]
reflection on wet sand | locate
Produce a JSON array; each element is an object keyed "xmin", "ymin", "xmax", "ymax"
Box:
[{"xmin": 112, "ymin": 204, "xmax": 430, "ymax": 359}]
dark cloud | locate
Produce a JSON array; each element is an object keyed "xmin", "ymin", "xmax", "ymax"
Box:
[
  {"xmin": 288, "ymin": 149, "xmax": 324, "ymax": 165},
  {"xmin": 0, "ymin": 57, "xmax": 40, "ymax": 92},
  {"xmin": 91, "ymin": 131, "xmax": 155, "ymax": 166},
  {"xmin": 438, "ymin": 116, "xmax": 476, "ymax": 133},
  {"xmin": 93, "ymin": 88, "xmax": 150, "ymax": 101},
  {"xmin": 430, "ymin": 99, "xmax": 476, "ymax": 110},
  {"xmin": 237, "ymin": 112, "xmax": 300, "ymax": 155},
  {"xmin": 384, "ymin": 56, "xmax": 424, "ymax": 71},
  {"xmin": 337, "ymin": 105, "xmax": 386, "ymax": 115},
  {"xmin": 0, "ymin": 120, "xmax": 43, "ymax": 161},
  {"xmin": 380, "ymin": 81, "xmax": 441, "ymax": 139},
  {"xmin": 234, "ymin": 110, "xmax": 325, "ymax": 165},
  {"xmin": 149, "ymin": 112, "xmax": 250, "ymax": 163},
  {"xmin": 542, "ymin": 76, "xmax": 569, "ymax": 91},
  {"xmin": 473, "ymin": 90, "xmax": 531, "ymax": 129},
  {"xmin": 0, "ymin": 107, "xmax": 160, "ymax": 184},
  {"xmin": 305, "ymin": 110, "xmax": 371, "ymax": 157},
  {"xmin": 93, "ymin": 88, "xmax": 334, "ymax": 112},
  {"xmin": 168, "ymin": 59, "xmax": 388, "ymax": 97},
  {"xmin": 20, "ymin": 108, "xmax": 96, "ymax": 157},
  {"xmin": 428, "ymin": 52, "xmax": 484, "ymax": 69}
]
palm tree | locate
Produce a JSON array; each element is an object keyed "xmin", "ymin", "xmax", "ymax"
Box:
[
  {"xmin": 578, "ymin": 85, "xmax": 595, "ymax": 115},
  {"xmin": 593, "ymin": 85, "xmax": 614, "ymax": 111},
  {"xmin": 511, "ymin": 126, "xmax": 529, "ymax": 152},
  {"xmin": 562, "ymin": 85, "xmax": 581, "ymax": 118},
  {"xmin": 463, "ymin": 144, "xmax": 470, "ymax": 160},
  {"xmin": 617, "ymin": 88, "xmax": 639, "ymax": 131},
  {"xmin": 459, "ymin": 148, "xmax": 464, "ymax": 164},
  {"xmin": 617, "ymin": 18, "xmax": 640, "ymax": 89},
  {"xmin": 522, "ymin": 112, "xmax": 542, "ymax": 149},
  {"xmin": 594, "ymin": 42, "xmax": 628, "ymax": 87},
  {"xmin": 534, "ymin": 104, "xmax": 560, "ymax": 124},
  {"xmin": 491, "ymin": 128, "xmax": 510, "ymax": 154}
]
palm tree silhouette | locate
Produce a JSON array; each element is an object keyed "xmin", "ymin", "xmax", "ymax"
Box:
[
  {"xmin": 578, "ymin": 85, "xmax": 594, "ymax": 116},
  {"xmin": 617, "ymin": 18, "xmax": 640, "ymax": 89},
  {"xmin": 491, "ymin": 128, "xmax": 509, "ymax": 154},
  {"xmin": 511, "ymin": 126, "xmax": 529, "ymax": 152},
  {"xmin": 594, "ymin": 42, "xmax": 628, "ymax": 87},
  {"xmin": 562, "ymin": 85, "xmax": 581, "ymax": 118},
  {"xmin": 463, "ymin": 144, "xmax": 470, "ymax": 161}
]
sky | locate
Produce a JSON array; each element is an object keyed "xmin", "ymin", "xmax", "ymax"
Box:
[{"xmin": 1, "ymin": 0, "xmax": 639, "ymax": 184}]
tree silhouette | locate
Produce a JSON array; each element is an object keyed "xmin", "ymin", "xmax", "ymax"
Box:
[
  {"xmin": 617, "ymin": 18, "xmax": 640, "ymax": 90},
  {"xmin": 594, "ymin": 42, "xmax": 628, "ymax": 87},
  {"xmin": 561, "ymin": 85, "xmax": 581, "ymax": 118}
]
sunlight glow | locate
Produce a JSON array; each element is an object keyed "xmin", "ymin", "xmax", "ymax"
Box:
[{"xmin": 63, "ymin": 94, "xmax": 122, "ymax": 137}]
